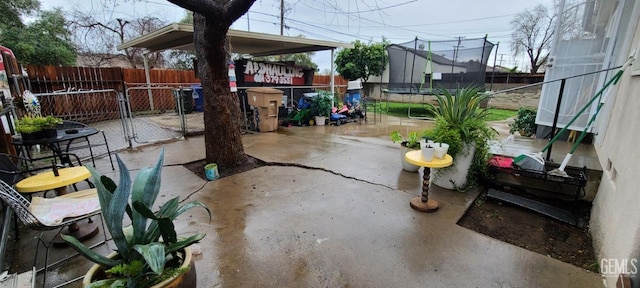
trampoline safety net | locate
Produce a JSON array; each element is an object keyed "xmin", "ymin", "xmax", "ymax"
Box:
[{"xmin": 386, "ymin": 37, "xmax": 495, "ymax": 94}]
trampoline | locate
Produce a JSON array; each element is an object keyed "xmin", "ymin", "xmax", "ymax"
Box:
[{"xmin": 385, "ymin": 36, "xmax": 495, "ymax": 119}]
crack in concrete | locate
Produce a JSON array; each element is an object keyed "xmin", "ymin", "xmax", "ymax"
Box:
[
  {"xmin": 178, "ymin": 159, "xmax": 400, "ymax": 203},
  {"xmin": 264, "ymin": 161, "xmax": 396, "ymax": 190}
]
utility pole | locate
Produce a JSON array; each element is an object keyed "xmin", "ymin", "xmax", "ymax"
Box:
[
  {"xmin": 498, "ymin": 54, "xmax": 505, "ymax": 66},
  {"xmin": 280, "ymin": 0, "xmax": 284, "ymax": 36},
  {"xmin": 451, "ymin": 36, "xmax": 464, "ymax": 73}
]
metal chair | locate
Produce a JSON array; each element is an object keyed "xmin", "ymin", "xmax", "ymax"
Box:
[
  {"xmin": 58, "ymin": 120, "xmax": 115, "ymax": 170},
  {"xmin": 362, "ymin": 96, "xmax": 381, "ymax": 123},
  {"xmin": 0, "ymin": 152, "xmax": 83, "ymax": 275},
  {"xmin": 0, "ymin": 180, "xmax": 106, "ymax": 287}
]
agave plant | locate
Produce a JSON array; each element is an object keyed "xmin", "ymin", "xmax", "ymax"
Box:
[{"xmin": 63, "ymin": 148, "xmax": 210, "ymax": 287}]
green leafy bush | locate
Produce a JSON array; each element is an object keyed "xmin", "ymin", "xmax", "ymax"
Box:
[
  {"xmin": 390, "ymin": 131, "xmax": 423, "ymax": 149},
  {"xmin": 509, "ymin": 107, "xmax": 537, "ymax": 137},
  {"xmin": 16, "ymin": 115, "xmax": 63, "ymax": 134},
  {"xmin": 310, "ymin": 91, "xmax": 333, "ymax": 117}
]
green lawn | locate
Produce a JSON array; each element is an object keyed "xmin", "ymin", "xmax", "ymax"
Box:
[
  {"xmin": 484, "ymin": 108, "xmax": 518, "ymax": 121},
  {"xmin": 369, "ymin": 102, "xmax": 516, "ymax": 121}
]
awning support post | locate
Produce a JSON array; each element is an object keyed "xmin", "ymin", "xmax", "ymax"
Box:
[{"xmin": 143, "ymin": 53, "xmax": 155, "ymax": 111}]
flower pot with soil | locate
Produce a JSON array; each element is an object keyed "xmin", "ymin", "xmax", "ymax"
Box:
[
  {"xmin": 62, "ymin": 148, "xmax": 210, "ymax": 288},
  {"xmin": 16, "ymin": 115, "xmax": 62, "ymax": 141},
  {"xmin": 421, "ymin": 142, "xmax": 434, "ymax": 162},
  {"xmin": 426, "ymin": 87, "xmax": 497, "ymax": 191},
  {"xmin": 314, "ymin": 116, "xmax": 327, "ymax": 126},
  {"xmin": 83, "ymin": 247, "xmax": 194, "ymax": 288},
  {"xmin": 390, "ymin": 131, "xmax": 422, "ymax": 172},
  {"xmin": 432, "ymin": 143, "xmax": 449, "ymax": 159},
  {"xmin": 310, "ymin": 91, "xmax": 333, "ymax": 125}
]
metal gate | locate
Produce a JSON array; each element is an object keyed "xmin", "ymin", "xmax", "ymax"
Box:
[
  {"xmin": 124, "ymin": 84, "xmax": 204, "ymax": 144},
  {"xmin": 33, "ymin": 89, "xmax": 129, "ymax": 159}
]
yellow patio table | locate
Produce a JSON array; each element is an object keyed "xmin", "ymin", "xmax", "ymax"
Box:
[
  {"xmin": 16, "ymin": 166, "xmax": 99, "ymax": 243},
  {"xmin": 405, "ymin": 150, "xmax": 453, "ymax": 213}
]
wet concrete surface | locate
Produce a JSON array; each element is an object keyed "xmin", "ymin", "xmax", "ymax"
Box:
[{"xmin": 12, "ymin": 115, "xmax": 602, "ymax": 287}]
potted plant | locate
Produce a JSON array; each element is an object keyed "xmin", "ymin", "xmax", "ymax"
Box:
[
  {"xmin": 62, "ymin": 148, "xmax": 210, "ymax": 287},
  {"xmin": 509, "ymin": 107, "xmax": 537, "ymax": 137},
  {"xmin": 16, "ymin": 115, "xmax": 63, "ymax": 140},
  {"xmin": 426, "ymin": 87, "xmax": 497, "ymax": 190},
  {"xmin": 390, "ymin": 131, "xmax": 423, "ymax": 172},
  {"xmin": 310, "ymin": 91, "xmax": 333, "ymax": 126}
]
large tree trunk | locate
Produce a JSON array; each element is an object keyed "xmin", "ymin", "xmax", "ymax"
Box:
[{"xmin": 194, "ymin": 13, "xmax": 247, "ymax": 171}]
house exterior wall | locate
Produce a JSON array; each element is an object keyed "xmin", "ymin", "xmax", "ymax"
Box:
[{"xmin": 590, "ymin": 9, "xmax": 640, "ymax": 286}]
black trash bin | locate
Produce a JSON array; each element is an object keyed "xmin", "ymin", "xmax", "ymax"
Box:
[{"xmin": 173, "ymin": 88, "xmax": 194, "ymax": 114}]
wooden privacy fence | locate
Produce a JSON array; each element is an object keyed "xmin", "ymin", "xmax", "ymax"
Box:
[
  {"xmin": 24, "ymin": 66, "xmax": 200, "ymax": 122},
  {"xmin": 25, "ymin": 66, "xmax": 200, "ymax": 93},
  {"xmin": 26, "ymin": 66, "xmax": 126, "ymax": 93},
  {"xmin": 312, "ymin": 75, "xmax": 348, "ymax": 94}
]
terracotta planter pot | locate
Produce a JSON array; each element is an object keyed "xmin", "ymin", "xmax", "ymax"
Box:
[{"xmin": 83, "ymin": 246, "xmax": 194, "ymax": 288}]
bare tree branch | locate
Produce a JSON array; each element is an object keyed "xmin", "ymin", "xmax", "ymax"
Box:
[
  {"xmin": 166, "ymin": 0, "xmax": 224, "ymax": 17},
  {"xmin": 224, "ymin": 0, "xmax": 256, "ymax": 25},
  {"xmin": 511, "ymin": 4, "xmax": 555, "ymax": 73},
  {"xmin": 69, "ymin": 11, "xmax": 166, "ymax": 68}
]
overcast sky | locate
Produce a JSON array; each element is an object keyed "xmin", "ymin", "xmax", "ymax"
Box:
[{"xmin": 40, "ymin": 0, "xmax": 554, "ymax": 72}]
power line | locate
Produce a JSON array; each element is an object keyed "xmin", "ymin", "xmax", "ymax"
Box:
[
  {"xmin": 394, "ymin": 13, "xmax": 517, "ymax": 28},
  {"xmin": 300, "ymin": 0, "xmax": 417, "ymax": 14}
]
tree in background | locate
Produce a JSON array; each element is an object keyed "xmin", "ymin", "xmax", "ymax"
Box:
[
  {"xmin": 253, "ymin": 36, "xmax": 318, "ymax": 70},
  {"xmin": 253, "ymin": 53, "xmax": 318, "ymax": 71},
  {"xmin": 167, "ymin": 0, "xmax": 256, "ymax": 171},
  {"xmin": 511, "ymin": 4, "xmax": 555, "ymax": 73},
  {"xmin": 166, "ymin": 11, "xmax": 196, "ymax": 70},
  {"xmin": 1, "ymin": 8, "xmax": 77, "ymax": 66},
  {"xmin": 335, "ymin": 40, "xmax": 387, "ymax": 83},
  {"xmin": 69, "ymin": 13, "xmax": 166, "ymax": 68},
  {"xmin": 0, "ymin": 0, "xmax": 40, "ymax": 29}
]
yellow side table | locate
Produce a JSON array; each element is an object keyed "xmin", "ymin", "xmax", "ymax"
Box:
[
  {"xmin": 16, "ymin": 166, "xmax": 91, "ymax": 194},
  {"xmin": 405, "ymin": 150, "xmax": 453, "ymax": 213}
]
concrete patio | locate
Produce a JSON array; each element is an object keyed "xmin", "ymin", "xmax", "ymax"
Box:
[{"xmin": 7, "ymin": 115, "xmax": 603, "ymax": 287}]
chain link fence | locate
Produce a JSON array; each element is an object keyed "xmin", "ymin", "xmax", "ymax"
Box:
[
  {"xmin": 32, "ymin": 89, "xmax": 127, "ymax": 163},
  {"xmin": 125, "ymin": 83, "xmax": 204, "ymax": 144},
  {"xmin": 24, "ymin": 83, "xmax": 345, "ymax": 166}
]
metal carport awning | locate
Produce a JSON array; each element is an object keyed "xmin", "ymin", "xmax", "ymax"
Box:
[
  {"xmin": 117, "ymin": 22, "xmax": 352, "ymax": 108},
  {"xmin": 117, "ymin": 22, "xmax": 352, "ymax": 57}
]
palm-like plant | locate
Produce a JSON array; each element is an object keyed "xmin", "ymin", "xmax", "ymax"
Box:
[
  {"xmin": 425, "ymin": 87, "xmax": 497, "ymax": 190},
  {"xmin": 63, "ymin": 148, "xmax": 210, "ymax": 287},
  {"xmin": 427, "ymin": 87, "xmax": 495, "ymax": 156}
]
